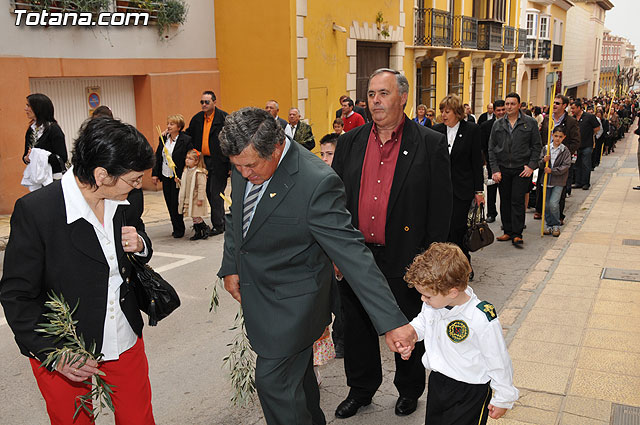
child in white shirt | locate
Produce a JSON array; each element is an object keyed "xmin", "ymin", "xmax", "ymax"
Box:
[{"xmin": 399, "ymin": 242, "xmax": 518, "ymax": 424}]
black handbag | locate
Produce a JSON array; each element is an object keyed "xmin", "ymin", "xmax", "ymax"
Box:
[
  {"xmin": 128, "ymin": 253, "xmax": 181, "ymax": 326},
  {"xmin": 463, "ymin": 201, "xmax": 494, "ymax": 252}
]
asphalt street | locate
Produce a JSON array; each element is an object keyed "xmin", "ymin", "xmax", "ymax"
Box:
[{"xmin": 0, "ymin": 159, "xmax": 609, "ymax": 424}]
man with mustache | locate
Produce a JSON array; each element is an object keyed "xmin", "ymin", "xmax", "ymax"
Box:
[{"xmin": 332, "ymin": 68, "xmax": 452, "ymax": 418}]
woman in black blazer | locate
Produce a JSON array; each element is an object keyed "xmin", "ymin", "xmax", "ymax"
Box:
[
  {"xmin": 1, "ymin": 118, "xmax": 156, "ymax": 424},
  {"xmin": 152, "ymin": 114, "xmax": 193, "ymax": 238},
  {"xmin": 22, "ymin": 93, "xmax": 68, "ymax": 180},
  {"xmin": 433, "ymin": 95, "xmax": 484, "ymax": 279}
]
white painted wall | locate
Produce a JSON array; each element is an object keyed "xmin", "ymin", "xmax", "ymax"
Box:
[
  {"xmin": 1, "ymin": 1, "xmax": 215, "ymax": 59},
  {"xmin": 563, "ymin": 3, "xmax": 591, "ymax": 88}
]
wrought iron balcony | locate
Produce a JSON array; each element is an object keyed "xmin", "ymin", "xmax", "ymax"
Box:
[
  {"xmin": 552, "ymin": 44, "xmax": 563, "ymax": 62},
  {"xmin": 517, "ymin": 29, "xmax": 527, "ymax": 52},
  {"xmin": 525, "ymin": 39, "xmax": 537, "ymax": 59},
  {"xmin": 538, "ymin": 39, "xmax": 551, "ymax": 60},
  {"xmin": 414, "ymin": 8, "xmax": 452, "ymax": 47},
  {"xmin": 452, "ymin": 15, "xmax": 477, "ymax": 49},
  {"xmin": 503, "ymin": 26, "xmax": 516, "ymax": 51},
  {"xmin": 477, "ymin": 20, "xmax": 503, "ymax": 51}
]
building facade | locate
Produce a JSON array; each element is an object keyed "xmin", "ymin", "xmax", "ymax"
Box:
[
  {"xmin": 0, "ymin": 1, "xmax": 220, "ymax": 213},
  {"xmin": 517, "ymin": 0, "xmax": 572, "ymax": 108},
  {"xmin": 562, "ymin": 0, "xmax": 612, "ymax": 98}
]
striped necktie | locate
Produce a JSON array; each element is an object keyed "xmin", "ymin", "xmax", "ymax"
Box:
[{"xmin": 242, "ymin": 183, "xmax": 263, "ymax": 238}]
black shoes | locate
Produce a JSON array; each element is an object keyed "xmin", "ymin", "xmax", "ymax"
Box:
[
  {"xmin": 172, "ymin": 231, "xmax": 184, "ymax": 238},
  {"xmin": 394, "ymin": 396, "xmax": 418, "ymax": 416},
  {"xmin": 335, "ymin": 398, "xmax": 370, "ymax": 419},
  {"xmin": 633, "ymin": 186, "xmax": 640, "ymax": 190},
  {"xmin": 208, "ymin": 226, "xmax": 224, "ymax": 236},
  {"xmin": 486, "ymin": 215, "xmax": 496, "ymax": 223},
  {"xmin": 582, "ymin": 184, "xmax": 590, "ymax": 190},
  {"xmin": 190, "ymin": 222, "xmax": 210, "ymax": 240},
  {"xmin": 334, "ymin": 343, "xmax": 344, "ymax": 359}
]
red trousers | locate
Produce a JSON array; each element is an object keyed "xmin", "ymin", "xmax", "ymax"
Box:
[{"xmin": 30, "ymin": 337, "xmax": 155, "ymax": 425}]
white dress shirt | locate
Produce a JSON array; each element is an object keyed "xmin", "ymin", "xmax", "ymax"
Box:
[
  {"xmin": 285, "ymin": 123, "xmax": 297, "ymax": 141},
  {"xmin": 409, "ymin": 287, "xmax": 519, "ymax": 409},
  {"xmin": 61, "ymin": 169, "xmax": 138, "ymax": 361},
  {"xmin": 243, "ymin": 138, "xmax": 291, "ymax": 232},
  {"xmin": 446, "ymin": 121, "xmax": 461, "ymax": 154},
  {"xmin": 161, "ymin": 134, "xmax": 178, "ymax": 178}
]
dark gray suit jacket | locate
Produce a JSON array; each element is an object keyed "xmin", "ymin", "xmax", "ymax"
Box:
[{"xmin": 218, "ymin": 141, "xmax": 407, "ymax": 359}]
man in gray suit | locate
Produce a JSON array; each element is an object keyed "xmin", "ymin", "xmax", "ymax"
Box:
[{"xmin": 218, "ymin": 107, "xmax": 416, "ymax": 425}]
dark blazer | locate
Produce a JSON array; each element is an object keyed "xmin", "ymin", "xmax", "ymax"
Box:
[
  {"xmin": 23, "ymin": 123, "xmax": 67, "ymax": 174},
  {"xmin": 332, "ymin": 116, "xmax": 453, "ymax": 278},
  {"xmin": 0, "ymin": 181, "xmax": 152, "ymax": 366},
  {"xmin": 217, "ymin": 141, "xmax": 407, "ymax": 359},
  {"xmin": 477, "ymin": 112, "xmax": 494, "ymax": 125},
  {"xmin": 152, "ymin": 131, "xmax": 193, "ymax": 179},
  {"xmin": 540, "ymin": 114, "xmax": 580, "ymax": 154},
  {"xmin": 336, "ymin": 105, "xmax": 367, "ymax": 120},
  {"xmin": 185, "ymin": 108, "xmax": 229, "ymax": 179},
  {"xmin": 433, "ymin": 120, "xmax": 484, "ymax": 201},
  {"xmin": 292, "ymin": 121, "xmax": 315, "ymax": 150},
  {"xmin": 276, "ymin": 117, "xmax": 288, "ymax": 129}
]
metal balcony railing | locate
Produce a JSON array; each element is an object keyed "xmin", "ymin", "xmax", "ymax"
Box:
[
  {"xmin": 552, "ymin": 44, "xmax": 563, "ymax": 62},
  {"xmin": 517, "ymin": 29, "xmax": 527, "ymax": 52},
  {"xmin": 503, "ymin": 26, "xmax": 516, "ymax": 51},
  {"xmin": 477, "ymin": 20, "xmax": 503, "ymax": 51},
  {"xmin": 525, "ymin": 39, "xmax": 537, "ymax": 59},
  {"xmin": 538, "ymin": 39, "xmax": 551, "ymax": 60},
  {"xmin": 415, "ymin": 8, "xmax": 452, "ymax": 47},
  {"xmin": 452, "ymin": 15, "xmax": 478, "ymax": 49}
]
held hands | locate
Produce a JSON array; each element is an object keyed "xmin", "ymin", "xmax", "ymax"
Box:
[
  {"xmin": 385, "ymin": 323, "xmax": 417, "ymax": 358},
  {"xmin": 151, "ymin": 176, "xmax": 159, "ymax": 185},
  {"xmin": 544, "ymin": 167, "xmax": 552, "ymax": 174},
  {"xmin": 56, "ymin": 356, "xmax": 100, "ymax": 383},
  {"xmin": 491, "ymin": 172, "xmax": 502, "ymax": 183},
  {"xmin": 519, "ymin": 165, "xmax": 534, "ymax": 178},
  {"xmin": 488, "ymin": 404, "xmax": 507, "ymax": 419},
  {"xmin": 474, "ymin": 193, "xmax": 485, "ymax": 206},
  {"xmin": 121, "ymin": 226, "xmax": 143, "ymax": 253},
  {"xmin": 197, "ymin": 200, "xmax": 203, "ymax": 206},
  {"xmin": 223, "ymin": 274, "xmax": 241, "ymax": 303}
]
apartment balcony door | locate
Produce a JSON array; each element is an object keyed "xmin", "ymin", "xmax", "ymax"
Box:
[{"xmin": 356, "ymin": 42, "xmax": 391, "ymax": 102}]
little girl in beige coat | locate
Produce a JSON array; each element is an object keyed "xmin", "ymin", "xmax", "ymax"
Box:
[{"xmin": 178, "ymin": 149, "xmax": 210, "ymax": 240}]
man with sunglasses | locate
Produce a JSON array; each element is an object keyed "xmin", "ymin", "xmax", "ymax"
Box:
[{"xmin": 185, "ymin": 90, "xmax": 229, "ymax": 236}]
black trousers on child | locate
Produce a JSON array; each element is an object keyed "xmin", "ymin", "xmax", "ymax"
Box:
[{"xmin": 425, "ymin": 371, "xmax": 492, "ymax": 425}]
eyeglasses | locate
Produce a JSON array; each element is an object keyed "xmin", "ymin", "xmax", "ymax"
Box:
[
  {"xmin": 426, "ymin": 113, "xmax": 434, "ymax": 117},
  {"xmin": 200, "ymin": 100, "xmax": 211, "ymax": 105},
  {"xmin": 553, "ymin": 101, "xmax": 562, "ymax": 105},
  {"xmin": 119, "ymin": 175, "xmax": 144, "ymax": 188}
]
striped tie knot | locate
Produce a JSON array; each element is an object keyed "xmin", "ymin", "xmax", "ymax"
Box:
[{"xmin": 242, "ymin": 184, "xmax": 263, "ymax": 238}]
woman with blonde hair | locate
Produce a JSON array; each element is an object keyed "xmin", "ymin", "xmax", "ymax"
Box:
[
  {"xmin": 413, "ymin": 104, "xmax": 432, "ymax": 127},
  {"xmin": 431, "ymin": 94, "xmax": 484, "ymax": 280},
  {"xmin": 152, "ymin": 114, "xmax": 193, "ymax": 238}
]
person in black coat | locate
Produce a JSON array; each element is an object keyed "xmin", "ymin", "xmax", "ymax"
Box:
[
  {"xmin": 432, "ymin": 95, "xmax": 484, "ymax": 278},
  {"xmin": 1, "ymin": 117, "xmax": 156, "ymax": 424},
  {"xmin": 22, "ymin": 93, "xmax": 67, "ymax": 180},
  {"xmin": 185, "ymin": 90, "xmax": 229, "ymax": 235},
  {"xmin": 480, "ymin": 100, "xmax": 506, "ymax": 221},
  {"xmin": 152, "ymin": 114, "xmax": 193, "ymax": 238},
  {"xmin": 332, "ymin": 69, "xmax": 452, "ymax": 419}
]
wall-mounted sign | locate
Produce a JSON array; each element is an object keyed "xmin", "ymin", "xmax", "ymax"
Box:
[{"xmin": 86, "ymin": 86, "xmax": 101, "ymax": 116}]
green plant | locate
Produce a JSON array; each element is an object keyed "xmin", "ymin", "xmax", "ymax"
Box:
[
  {"xmin": 30, "ymin": 0, "xmax": 110, "ymax": 13},
  {"xmin": 210, "ymin": 279, "xmax": 257, "ymax": 408},
  {"xmin": 156, "ymin": 0, "xmax": 188, "ymax": 35},
  {"xmin": 36, "ymin": 292, "xmax": 114, "ymax": 422},
  {"xmin": 375, "ymin": 11, "xmax": 390, "ymax": 38}
]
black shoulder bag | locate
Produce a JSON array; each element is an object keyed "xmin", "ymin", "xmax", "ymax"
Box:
[
  {"xmin": 123, "ymin": 213, "xmax": 180, "ymax": 326},
  {"xmin": 463, "ymin": 200, "xmax": 495, "ymax": 252}
]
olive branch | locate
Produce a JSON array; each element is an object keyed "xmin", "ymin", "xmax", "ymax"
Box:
[
  {"xmin": 210, "ymin": 278, "xmax": 257, "ymax": 407},
  {"xmin": 35, "ymin": 292, "xmax": 114, "ymax": 421}
]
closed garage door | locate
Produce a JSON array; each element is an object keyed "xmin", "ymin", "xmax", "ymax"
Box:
[{"xmin": 29, "ymin": 77, "xmax": 137, "ymax": 156}]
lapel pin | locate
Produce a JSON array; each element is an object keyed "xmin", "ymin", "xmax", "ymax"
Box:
[
  {"xmin": 458, "ymin": 134, "xmax": 462, "ymax": 137},
  {"xmin": 270, "ymin": 193, "xmax": 276, "ymax": 198},
  {"xmin": 403, "ymin": 150, "xmax": 408, "ymax": 155}
]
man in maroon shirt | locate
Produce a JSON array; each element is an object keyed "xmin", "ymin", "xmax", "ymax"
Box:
[
  {"xmin": 332, "ymin": 69, "xmax": 452, "ymax": 419},
  {"xmin": 340, "ymin": 97, "xmax": 366, "ymax": 132}
]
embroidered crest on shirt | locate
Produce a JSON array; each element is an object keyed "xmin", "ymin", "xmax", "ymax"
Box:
[
  {"xmin": 477, "ymin": 301, "xmax": 497, "ymax": 321},
  {"xmin": 446, "ymin": 320, "xmax": 469, "ymax": 343}
]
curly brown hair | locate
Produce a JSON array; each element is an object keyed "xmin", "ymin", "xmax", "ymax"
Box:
[{"xmin": 404, "ymin": 242, "xmax": 471, "ymax": 294}]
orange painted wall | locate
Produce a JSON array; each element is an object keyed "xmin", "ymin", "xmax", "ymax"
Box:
[
  {"xmin": 214, "ymin": 1, "xmax": 295, "ymax": 115},
  {"xmin": 0, "ymin": 57, "xmax": 220, "ymax": 214}
]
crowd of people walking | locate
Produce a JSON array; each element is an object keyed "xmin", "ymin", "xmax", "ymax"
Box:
[{"xmin": 2, "ymin": 72, "xmax": 639, "ymax": 425}]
